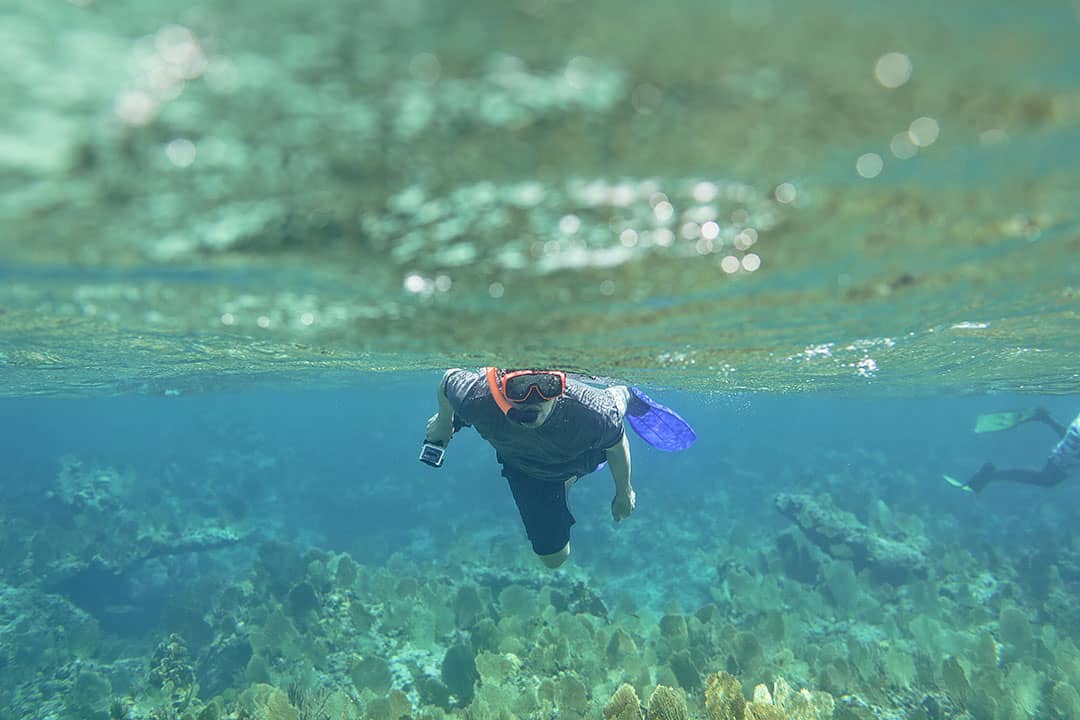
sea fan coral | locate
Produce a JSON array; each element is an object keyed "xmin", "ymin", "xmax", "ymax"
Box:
[
  {"xmin": 745, "ymin": 703, "xmax": 785, "ymax": 720},
  {"xmin": 705, "ymin": 672, "xmax": 747, "ymax": 720},
  {"xmin": 648, "ymin": 685, "xmax": 688, "ymax": 720},
  {"xmin": 604, "ymin": 683, "xmax": 644, "ymax": 720},
  {"xmin": 769, "ymin": 677, "xmax": 835, "ymax": 720}
]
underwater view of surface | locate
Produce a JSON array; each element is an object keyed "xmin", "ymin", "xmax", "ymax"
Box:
[{"xmin": 2, "ymin": 0, "xmax": 1080, "ymax": 718}]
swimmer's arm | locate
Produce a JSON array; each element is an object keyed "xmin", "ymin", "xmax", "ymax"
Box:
[
  {"xmin": 606, "ymin": 433, "xmax": 635, "ymax": 522},
  {"xmin": 425, "ymin": 369, "xmax": 460, "ymax": 445}
]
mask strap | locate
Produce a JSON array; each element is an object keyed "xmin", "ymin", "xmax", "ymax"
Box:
[{"xmin": 484, "ymin": 367, "xmax": 514, "ymax": 416}]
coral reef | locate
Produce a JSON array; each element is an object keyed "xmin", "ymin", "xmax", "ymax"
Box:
[
  {"xmin": 45, "ymin": 525, "xmax": 246, "ymax": 591},
  {"xmin": 0, "ymin": 582, "xmax": 106, "ymax": 717},
  {"xmin": 604, "ymin": 683, "xmax": 644, "ymax": 720},
  {"xmin": 705, "ymin": 672, "xmax": 746, "ymax": 720},
  {"xmin": 773, "ymin": 493, "xmax": 928, "ymax": 582},
  {"xmin": 647, "ymin": 685, "xmax": 688, "ymax": 720},
  {"xmin": 147, "ymin": 634, "xmax": 199, "ymax": 714},
  {"xmin": 701, "ymin": 673, "xmax": 833, "ymax": 720},
  {"xmin": 14, "ymin": 528, "xmax": 845, "ymax": 720},
  {"xmin": 4, "ymin": 409, "xmax": 1080, "ymax": 720}
]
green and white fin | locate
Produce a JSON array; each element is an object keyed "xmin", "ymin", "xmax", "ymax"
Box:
[
  {"xmin": 943, "ymin": 474, "xmax": 974, "ymax": 492},
  {"xmin": 973, "ymin": 409, "xmax": 1037, "ymax": 434}
]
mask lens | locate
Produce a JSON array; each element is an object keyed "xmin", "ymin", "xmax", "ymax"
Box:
[{"xmin": 504, "ymin": 372, "xmax": 563, "ymax": 402}]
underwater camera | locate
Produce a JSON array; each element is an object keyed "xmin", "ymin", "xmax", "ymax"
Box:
[{"xmin": 418, "ymin": 441, "xmax": 446, "ymax": 467}]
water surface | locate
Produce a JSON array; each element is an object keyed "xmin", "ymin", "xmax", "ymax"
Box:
[{"xmin": 2, "ymin": 0, "xmax": 1078, "ymax": 396}]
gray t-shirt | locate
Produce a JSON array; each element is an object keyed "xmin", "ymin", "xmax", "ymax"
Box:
[{"xmin": 444, "ymin": 369, "xmax": 625, "ymax": 483}]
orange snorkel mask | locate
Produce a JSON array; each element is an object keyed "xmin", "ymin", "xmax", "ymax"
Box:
[{"xmin": 485, "ymin": 367, "xmax": 567, "ymax": 417}]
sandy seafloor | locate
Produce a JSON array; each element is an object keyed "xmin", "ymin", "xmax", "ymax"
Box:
[{"xmin": 2, "ymin": 380, "xmax": 1080, "ymax": 720}]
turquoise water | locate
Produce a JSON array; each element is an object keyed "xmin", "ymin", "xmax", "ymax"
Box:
[{"xmin": 2, "ymin": 0, "xmax": 1080, "ymax": 718}]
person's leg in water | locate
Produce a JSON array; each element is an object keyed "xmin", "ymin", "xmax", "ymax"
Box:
[
  {"xmin": 952, "ymin": 410, "xmax": 1076, "ymax": 492},
  {"xmin": 963, "ymin": 461, "xmax": 1066, "ymax": 493},
  {"xmin": 538, "ymin": 542, "xmax": 570, "ymax": 568},
  {"xmin": 505, "ymin": 470, "xmax": 576, "ymax": 569},
  {"xmin": 537, "ymin": 475, "xmax": 579, "ymax": 568}
]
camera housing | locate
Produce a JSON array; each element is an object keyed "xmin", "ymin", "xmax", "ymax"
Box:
[{"xmin": 418, "ymin": 441, "xmax": 446, "ymax": 467}]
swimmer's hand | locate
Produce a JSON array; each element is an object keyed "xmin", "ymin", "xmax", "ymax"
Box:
[
  {"xmin": 425, "ymin": 412, "xmax": 453, "ymax": 445},
  {"xmin": 611, "ymin": 487, "xmax": 636, "ymax": 523}
]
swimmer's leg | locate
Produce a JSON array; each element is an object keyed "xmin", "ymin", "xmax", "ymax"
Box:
[
  {"xmin": 504, "ymin": 470, "xmax": 575, "ymax": 570},
  {"xmin": 948, "ymin": 461, "xmax": 1066, "ymax": 493},
  {"xmin": 538, "ymin": 542, "xmax": 570, "ymax": 569}
]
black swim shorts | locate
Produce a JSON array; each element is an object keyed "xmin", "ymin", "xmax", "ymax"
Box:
[{"xmin": 502, "ymin": 469, "xmax": 575, "ymax": 556}]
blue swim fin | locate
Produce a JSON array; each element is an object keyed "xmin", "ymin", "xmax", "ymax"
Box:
[{"xmin": 625, "ymin": 387, "xmax": 696, "ymax": 451}]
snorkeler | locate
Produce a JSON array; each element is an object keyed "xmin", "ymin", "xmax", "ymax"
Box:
[
  {"xmin": 420, "ymin": 368, "xmax": 695, "ymax": 569},
  {"xmin": 944, "ymin": 408, "xmax": 1080, "ymax": 493}
]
